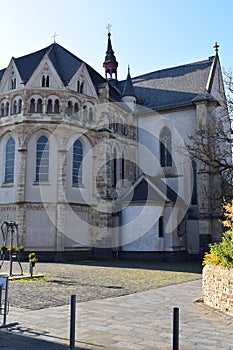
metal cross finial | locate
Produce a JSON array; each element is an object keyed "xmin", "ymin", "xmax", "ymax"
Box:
[
  {"xmin": 106, "ymin": 21, "xmax": 112, "ymax": 34},
  {"xmin": 214, "ymin": 42, "xmax": 219, "ymax": 54},
  {"xmin": 52, "ymin": 32, "xmax": 58, "ymax": 43}
]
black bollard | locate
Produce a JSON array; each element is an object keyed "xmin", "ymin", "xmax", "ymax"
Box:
[
  {"xmin": 173, "ymin": 307, "xmax": 179, "ymax": 350},
  {"xmin": 70, "ymin": 294, "xmax": 76, "ymax": 349}
]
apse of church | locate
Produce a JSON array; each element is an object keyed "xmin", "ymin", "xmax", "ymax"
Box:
[{"xmin": 0, "ymin": 32, "xmax": 227, "ymax": 261}]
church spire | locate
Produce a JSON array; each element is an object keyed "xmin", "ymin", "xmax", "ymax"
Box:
[
  {"xmin": 122, "ymin": 65, "xmax": 135, "ymax": 97},
  {"xmin": 121, "ymin": 66, "xmax": 136, "ymax": 111},
  {"xmin": 103, "ymin": 25, "xmax": 118, "ymax": 80}
]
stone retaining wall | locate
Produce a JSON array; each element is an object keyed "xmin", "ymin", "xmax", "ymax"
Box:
[{"xmin": 202, "ymin": 264, "xmax": 233, "ymax": 316}]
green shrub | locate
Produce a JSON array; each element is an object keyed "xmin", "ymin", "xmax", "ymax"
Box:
[{"xmin": 203, "ymin": 201, "xmax": 233, "ymax": 268}]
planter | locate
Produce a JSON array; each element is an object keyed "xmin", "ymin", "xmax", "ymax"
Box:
[{"xmin": 202, "ymin": 264, "xmax": 233, "ymax": 316}]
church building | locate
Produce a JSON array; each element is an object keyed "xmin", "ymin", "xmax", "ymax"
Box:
[{"xmin": 0, "ymin": 32, "xmax": 227, "ymax": 261}]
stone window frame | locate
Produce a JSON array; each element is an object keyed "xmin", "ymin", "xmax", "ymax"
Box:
[
  {"xmin": 4, "ymin": 137, "xmax": 15, "ymax": 184},
  {"xmin": 35, "ymin": 135, "xmax": 49, "ymax": 183}
]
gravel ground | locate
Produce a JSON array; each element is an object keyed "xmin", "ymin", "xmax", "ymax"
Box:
[{"xmin": 0, "ymin": 261, "xmax": 202, "ymax": 310}]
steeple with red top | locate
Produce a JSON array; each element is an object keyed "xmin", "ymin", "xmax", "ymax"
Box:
[{"xmin": 103, "ymin": 23, "xmax": 118, "ymax": 80}]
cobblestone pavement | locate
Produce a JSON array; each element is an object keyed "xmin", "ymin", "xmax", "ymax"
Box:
[
  {"xmin": 1, "ymin": 262, "xmax": 201, "ymax": 310},
  {"xmin": 1, "ymin": 279, "xmax": 233, "ymax": 349},
  {"xmin": 0, "ymin": 264, "xmax": 233, "ymax": 350}
]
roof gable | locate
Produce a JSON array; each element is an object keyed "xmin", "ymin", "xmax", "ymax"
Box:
[
  {"xmin": 68, "ymin": 63, "xmax": 98, "ymax": 98},
  {"xmin": 0, "ymin": 58, "xmax": 22, "ymax": 93},
  {"xmin": 26, "ymin": 53, "xmax": 64, "ymax": 88},
  {"xmin": 206, "ymin": 55, "xmax": 225, "ymax": 104},
  {"xmin": 47, "ymin": 43, "xmax": 83, "ymax": 85},
  {"xmin": 121, "ymin": 174, "xmax": 180, "ymax": 204},
  {"xmin": 14, "ymin": 45, "xmax": 52, "ymax": 84}
]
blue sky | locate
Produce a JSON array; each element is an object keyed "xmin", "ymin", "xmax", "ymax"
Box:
[{"xmin": 0, "ymin": 0, "xmax": 232, "ymax": 80}]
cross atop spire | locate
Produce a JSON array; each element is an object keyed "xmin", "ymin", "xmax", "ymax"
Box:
[
  {"xmin": 52, "ymin": 32, "xmax": 58, "ymax": 43},
  {"xmin": 106, "ymin": 21, "xmax": 112, "ymax": 34},
  {"xmin": 213, "ymin": 42, "xmax": 219, "ymax": 54}
]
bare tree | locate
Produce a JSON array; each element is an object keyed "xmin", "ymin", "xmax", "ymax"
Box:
[{"xmin": 187, "ymin": 70, "xmax": 233, "ymax": 201}]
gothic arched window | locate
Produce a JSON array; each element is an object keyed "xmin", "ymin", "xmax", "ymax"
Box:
[
  {"xmin": 46, "ymin": 75, "xmax": 49, "ymax": 87},
  {"xmin": 159, "ymin": 127, "xmax": 172, "ymax": 167},
  {"xmin": 5, "ymin": 137, "xmax": 15, "ymax": 183},
  {"xmin": 72, "ymin": 139, "xmax": 83, "ymax": 185},
  {"xmin": 191, "ymin": 161, "xmax": 198, "ymax": 205},
  {"xmin": 18, "ymin": 99, "xmax": 22, "ymax": 114},
  {"xmin": 42, "ymin": 75, "xmax": 46, "ymax": 87},
  {"xmin": 29, "ymin": 98, "xmax": 36, "ymax": 113},
  {"xmin": 74, "ymin": 102, "xmax": 79, "ymax": 114},
  {"xmin": 12, "ymin": 100, "xmax": 17, "ymax": 115},
  {"xmin": 54, "ymin": 99, "xmax": 60, "ymax": 114},
  {"xmin": 37, "ymin": 99, "xmax": 43, "ymax": 113},
  {"xmin": 36, "ymin": 136, "xmax": 49, "ymax": 182},
  {"xmin": 6, "ymin": 102, "xmax": 9, "ymax": 116},
  {"xmin": 67, "ymin": 101, "xmax": 73, "ymax": 116},
  {"xmin": 42, "ymin": 75, "xmax": 49, "ymax": 88},
  {"xmin": 47, "ymin": 99, "xmax": 53, "ymax": 113},
  {"xmin": 11, "ymin": 78, "xmax": 16, "ymax": 90},
  {"xmin": 112, "ymin": 148, "xmax": 117, "ymax": 187},
  {"xmin": 1, "ymin": 103, "xmax": 4, "ymax": 117}
]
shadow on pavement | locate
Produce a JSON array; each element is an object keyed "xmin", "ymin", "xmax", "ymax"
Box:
[
  {"xmin": 0, "ymin": 327, "xmax": 100, "ymax": 350},
  {"xmin": 73, "ymin": 260, "xmax": 202, "ymax": 274}
]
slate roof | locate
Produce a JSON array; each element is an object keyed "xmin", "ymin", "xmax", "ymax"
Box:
[
  {"xmin": 122, "ymin": 71, "xmax": 135, "ymax": 97},
  {"xmin": 0, "ymin": 43, "xmax": 217, "ymax": 110},
  {"xmin": 0, "ymin": 43, "xmax": 122, "ymax": 101},
  {"xmin": 0, "ymin": 68, "xmax": 5, "ymax": 81},
  {"xmin": 119, "ymin": 56, "xmax": 216, "ymax": 110},
  {"xmin": 121, "ymin": 174, "xmax": 181, "ymax": 205}
]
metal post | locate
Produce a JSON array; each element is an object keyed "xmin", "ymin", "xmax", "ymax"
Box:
[
  {"xmin": 0, "ymin": 286, "xmax": 2, "ymax": 316},
  {"xmin": 9, "ymin": 252, "xmax": 13, "ymax": 277},
  {"xmin": 173, "ymin": 307, "xmax": 179, "ymax": 350},
  {"xmin": 70, "ymin": 294, "xmax": 76, "ymax": 349},
  {"xmin": 3, "ymin": 277, "xmax": 8, "ymax": 325}
]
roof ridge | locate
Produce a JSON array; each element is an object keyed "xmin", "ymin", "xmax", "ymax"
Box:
[
  {"xmin": 50, "ymin": 42, "xmax": 83, "ymax": 63},
  {"xmin": 14, "ymin": 44, "xmax": 54, "ymax": 64},
  {"xmin": 131, "ymin": 56, "xmax": 215, "ymax": 81}
]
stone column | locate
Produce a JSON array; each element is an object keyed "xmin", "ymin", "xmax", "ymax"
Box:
[{"xmin": 55, "ymin": 148, "xmax": 67, "ymax": 251}]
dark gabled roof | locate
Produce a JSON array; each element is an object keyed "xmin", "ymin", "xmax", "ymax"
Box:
[
  {"xmin": 131, "ymin": 178, "xmax": 164, "ymax": 203},
  {"xmin": 121, "ymin": 174, "xmax": 181, "ymax": 204},
  {"xmin": 47, "ymin": 44, "xmax": 83, "ymax": 85},
  {"xmin": 119, "ymin": 56, "xmax": 215, "ymax": 110},
  {"xmin": 13, "ymin": 45, "xmax": 53, "ymax": 84},
  {"xmin": 0, "ymin": 43, "xmax": 122, "ymax": 102},
  {"xmin": 0, "ymin": 43, "xmax": 84, "ymax": 85}
]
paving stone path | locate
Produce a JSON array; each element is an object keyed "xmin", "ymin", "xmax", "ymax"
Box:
[{"xmin": 1, "ymin": 279, "xmax": 233, "ymax": 349}]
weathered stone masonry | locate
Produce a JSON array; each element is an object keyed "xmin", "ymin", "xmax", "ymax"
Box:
[{"xmin": 202, "ymin": 264, "xmax": 233, "ymax": 316}]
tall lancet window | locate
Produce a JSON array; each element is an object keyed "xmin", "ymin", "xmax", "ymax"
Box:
[
  {"xmin": 160, "ymin": 127, "xmax": 172, "ymax": 167},
  {"xmin": 5, "ymin": 137, "xmax": 15, "ymax": 183},
  {"xmin": 112, "ymin": 148, "xmax": 117, "ymax": 187},
  {"xmin": 72, "ymin": 139, "xmax": 83, "ymax": 185},
  {"xmin": 36, "ymin": 136, "xmax": 49, "ymax": 182}
]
